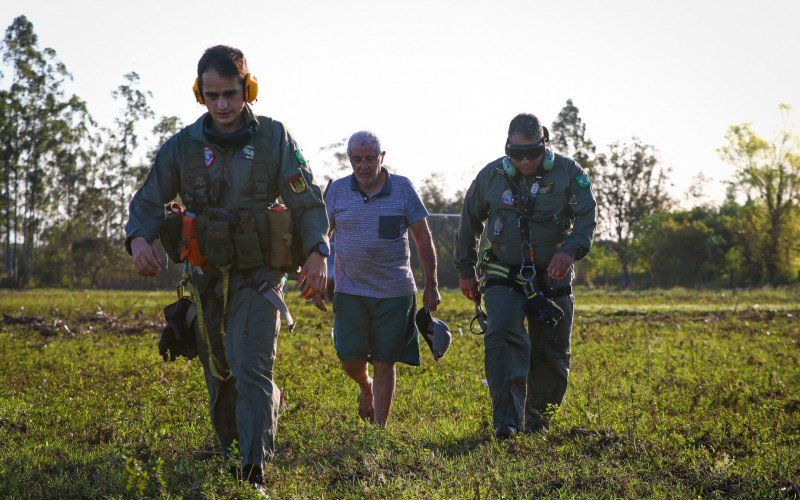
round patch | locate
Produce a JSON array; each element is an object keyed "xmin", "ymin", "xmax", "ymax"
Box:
[
  {"xmin": 501, "ymin": 189, "xmax": 515, "ymax": 206},
  {"xmin": 203, "ymin": 147, "xmax": 215, "ymax": 168}
]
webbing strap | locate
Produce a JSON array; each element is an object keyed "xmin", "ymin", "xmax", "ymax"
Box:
[
  {"xmin": 181, "ymin": 266, "xmax": 230, "ymax": 382},
  {"xmin": 495, "ymin": 166, "xmax": 541, "ymax": 292},
  {"xmin": 251, "ymin": 117, "xmax": 274, "ymax": 203},
  {"xmin": 256, "ymin": 281, "xmax": 296, "ymax": 332}
]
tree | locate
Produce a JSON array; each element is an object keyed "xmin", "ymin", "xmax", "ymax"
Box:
[
  {"xmin": 718, "ymin": 105, "xmax": 800, "ymax": 284},
  {"xmin": 594, "ymin": 138, "xmax": 672, "ymax": 288},
  {"xmin": 416, "ymin": 172, "xmax": 465, "ymax": 288},
  {"xmin": 101, "ymin": 72, "xmax": 154, "ymax": 234},
  {"xmin": 317, "ymin": 138, "xmax": 350, "ymax": 184},
  {"xmin": 550, "ymin": 99, "xmax": 596, "ymax": 173},
  {"xmin": 0, "ymin": 15, "xmax": 93, "ymax": 286},
  {"xmin": 635, "ymin": 208, "xmax": 731, "ymax": 287}
]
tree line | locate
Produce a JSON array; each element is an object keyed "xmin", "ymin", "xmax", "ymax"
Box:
[
  {"xmin": 1, "ymin": 15, "xmax": 798, "ymax": 290},
  {"xmin": 419, "ymin": 100, "xmax": 800, "ymax": 289}
]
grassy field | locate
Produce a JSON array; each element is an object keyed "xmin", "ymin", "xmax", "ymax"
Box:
[{"xmin": 1, "ymin": 287, "xmax": 798, "ymax": 498}]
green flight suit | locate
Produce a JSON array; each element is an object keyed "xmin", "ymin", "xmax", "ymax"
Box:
[
  {"xmin": 125, "ymin": 106, "xmax": 328, "ymax": 466},
  {"xmin": 454, "ymin": 153, "xmax": 596, "ymax": 431}
]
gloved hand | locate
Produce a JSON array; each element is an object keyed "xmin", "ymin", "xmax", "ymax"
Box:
[
  {"xmin": 159, "ymin": 323, "xmax": 182, "ymax": 361},
  {"xmin": 525, "ymin": 293, "xmax": 564, "ymax": 326},
  {"xmin": 158, "ymin": 297, "xmax": 194, "ymax": 361}
]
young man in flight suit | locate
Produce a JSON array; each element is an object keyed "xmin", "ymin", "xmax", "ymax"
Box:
[
  {"xmin": 454, "ymin": 113, "xmax": 596, "ymax": 439},
  {"xmin": 126, "ymin": 45, "xmax": 329, "ymax": 490}
]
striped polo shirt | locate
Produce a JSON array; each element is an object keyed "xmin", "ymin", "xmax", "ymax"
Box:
[{"xmin": 325, "ymin": 170, "xmax": 429, "ymax": 298}]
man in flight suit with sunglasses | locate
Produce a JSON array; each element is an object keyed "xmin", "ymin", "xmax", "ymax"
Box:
[
  {"xmin": 454, "ymin": 113, "xmax": 596, "ymax": 438},
  {"xmin": 125, "ymin": 45, "xmax": 329, "ymax": 491}
]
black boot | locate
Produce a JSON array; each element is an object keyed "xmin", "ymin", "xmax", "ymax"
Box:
[{"xmin": 493, "ymin": 425, "xmax": 517, "ymax": 440}]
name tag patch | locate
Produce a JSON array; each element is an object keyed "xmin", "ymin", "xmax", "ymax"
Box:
[
  {"xmin": 239, "ymin": 145, "xmax": 255, "ymax": 160},
  {"xmin": 538, "ymin": 182, "xmax": 554, "ymax": 194}
]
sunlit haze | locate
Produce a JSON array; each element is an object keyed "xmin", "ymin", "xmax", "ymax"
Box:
[{"xmin": 2, "ymin": 0, "xmax": 798, "ymax": 204}]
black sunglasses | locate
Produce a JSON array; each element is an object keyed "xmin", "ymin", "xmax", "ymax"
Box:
[{"xmin": 505, "ymin": 141, "xmax": 546, "ymax": 161}]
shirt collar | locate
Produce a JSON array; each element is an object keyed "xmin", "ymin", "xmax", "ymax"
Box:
[{"xmin": 349, "ymin": 167, "xmax": 392, "ymax": 200}]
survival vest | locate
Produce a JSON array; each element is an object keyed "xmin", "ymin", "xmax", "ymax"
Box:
[{"xmin": 165, "ymin": 116, "xmax": 296, "ymax": 271}]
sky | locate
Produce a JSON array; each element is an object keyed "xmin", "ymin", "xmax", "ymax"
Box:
[{"xmin": 2, "ymin": 0, "xmax": 799, "ymax": 204}]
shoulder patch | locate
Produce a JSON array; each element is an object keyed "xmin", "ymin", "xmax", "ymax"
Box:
[
  {"xmin": 574, "ymin": 174, "xmax": 591, "ymax": 188},
  {"xmin": 288, "ymin": 173, "xmax": 308, "ymax": 193},
  {"xmin": 294, "ymin": 148, "xmax": 307, "ymax": 166}
]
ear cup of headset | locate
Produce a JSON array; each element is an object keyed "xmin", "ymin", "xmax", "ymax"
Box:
[
  {"xmin": 541, "ymin": 148, "xmax": 555, "ymax": 171},
  {"xmin": 243, "ymin": 74, "xmax": 258, "ymax": 103},
  {"xmin": 192, "ymin": 73, "xmax": 259, "ymax": 105},
  {"xmin": 193, "ymin": 77, "xmax": 204, "ymax": 105}
]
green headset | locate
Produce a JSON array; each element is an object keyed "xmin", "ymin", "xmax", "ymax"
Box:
[{"xmin": 502, "ymin": 125, "xmax": 554, "ymax": 175}]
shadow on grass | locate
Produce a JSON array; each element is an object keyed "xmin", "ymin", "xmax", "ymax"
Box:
[{"xmin": 419, "ymin": 431, "xmax": 489, "ymax": 458}]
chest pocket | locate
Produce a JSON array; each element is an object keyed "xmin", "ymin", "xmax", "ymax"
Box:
[
  {"xmin": 484, "ymin": 185, "xmax": 518, "ymax": 243},
  {"xmin": 379, "ymin": 215, "xmax": 404, "ymax": 240}
]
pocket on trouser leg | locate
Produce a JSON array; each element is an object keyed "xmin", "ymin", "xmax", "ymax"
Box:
[{"xmin": 233, "ymin": 289, "xmax": 280, "ymax": 381}]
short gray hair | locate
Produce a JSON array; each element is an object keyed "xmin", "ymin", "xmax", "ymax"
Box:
[{"xmin": 347, "ymin": 130, "xmax": 382, "ymax": 156}]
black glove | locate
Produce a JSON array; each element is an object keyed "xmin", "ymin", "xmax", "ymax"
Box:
[
  {"xmin": 158, "ymin": 298, "xmax": 194, "ymax": 362},
  {"xmin": 524, "ymin": 293, "xmax": 564, "ymax": 326},
  {"xmin": 159, "ymin": 323, "xmax": 182, "ymax": 361}
]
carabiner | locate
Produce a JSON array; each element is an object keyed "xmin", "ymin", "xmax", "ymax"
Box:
[{"xmin": 519, "ymin": 263, "xmax": 536, "ymax": 283}]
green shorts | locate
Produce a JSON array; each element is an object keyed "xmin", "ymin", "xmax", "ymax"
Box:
[{"xmin": 332, "ymin": 293, "xmax": 420, "ymax": 366}]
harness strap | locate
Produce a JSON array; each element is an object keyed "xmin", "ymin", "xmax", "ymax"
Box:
[
  {"xmin": 483, "ymin": 277, "xmax": 572, "ymax": 299},
  {"xmin": 251, "ymin": 116, "xmax": 274, "ymax": 203},
  {"xmin": 256, "ymin": 280, "xmax": 296, "ymax": 332},
  {"xmin": 243, "ymin": 274, "xmax": 296, "ymax": 332},
  {"xmin": 179, "ymin": 263, "xmax": 231, "ymax": 381}
]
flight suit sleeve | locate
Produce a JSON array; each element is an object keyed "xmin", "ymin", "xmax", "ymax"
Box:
[
  {"xmin": 275, "ymin": 124, "xmax": 329, "ymax": 256},
  {"xmin": 124, "ymin": 135, "xmax": 182, "ymax": 254},
  {"xmin": 453, "ymin": 169, "xmax": 489, "ymax": 280},
  {"xmin": 560, "ymin": 161, "xmax": 597, "ymax": 261}
]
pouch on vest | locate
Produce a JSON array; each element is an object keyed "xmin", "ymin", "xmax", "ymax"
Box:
[
  {"xmin": 205, "ymin": 218, "xmax": 234, "ymax": 267},
  {"xmin": 253, "ymin": 211, "xmax": 270, "ymax": 266},
  {"xmin": 234, "ymin": 210, "xmax": 265, "ymax": 270},
  {"xmin": 160, "ymin": 204, "xmax": 185, "ymax": 264},
  {"xmin": 180, "ymin": 213, "xmax": 205, "ymax": 266},
  {"xmin": 267, "ymin": 203, "xmax": 293, "ymax": 270}
]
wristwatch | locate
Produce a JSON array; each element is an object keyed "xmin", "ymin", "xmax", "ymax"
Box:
[{"xmin": 309, "ymin": 242, "xmax": 330, "ymax": 258}]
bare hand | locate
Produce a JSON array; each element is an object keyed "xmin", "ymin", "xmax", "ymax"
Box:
[
  {"xmin": 131, "ymin": 237, "xmax": 163, "ymax": 277},
  {"xmin": 459, "ymin": 277, "xmax": 479, "ymax": 303},
  {"xmin": 423, "ymin": 283, "xmax": 441, "ymax": 312},
  {"xmin": 296, "ymin": 252, "xmax": 327, "ymax": 311},
  {"xmin": 547, "ymin": 251, "xmax": 574, "ymax": 280}
]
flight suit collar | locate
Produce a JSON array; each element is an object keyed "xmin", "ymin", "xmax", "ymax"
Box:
[{"xmin": 188, "ymin": 105, "xmax": 259, "ymax": 142}]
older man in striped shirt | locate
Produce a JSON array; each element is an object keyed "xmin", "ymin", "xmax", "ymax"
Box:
[{"xmin": 324, "ymin": 130, "xmax": 441, "ymax": 427}]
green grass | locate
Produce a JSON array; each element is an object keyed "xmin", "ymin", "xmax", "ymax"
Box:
[{"xmin": 1, "ymin": 287, "xmax": 799, "ymax": 498}]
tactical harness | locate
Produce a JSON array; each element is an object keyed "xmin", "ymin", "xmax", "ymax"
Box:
[
  {"xmin": 164, "ymin": 117, "xmax": 303, "ymax": 380},
  {"xmin": 471, "ymin": 164, "xmax": 569, "ymax": 334}
]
